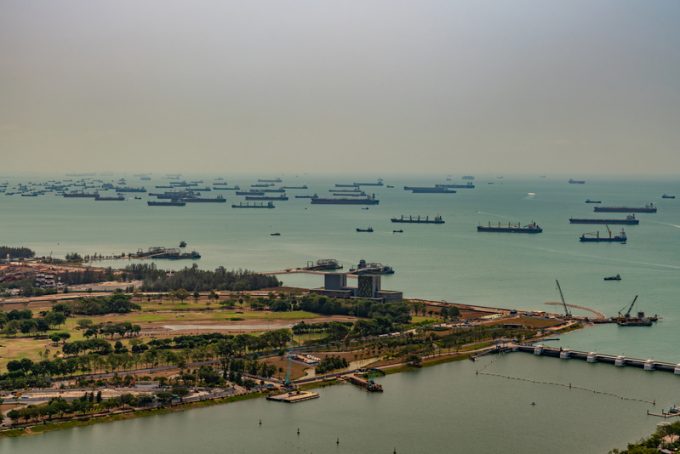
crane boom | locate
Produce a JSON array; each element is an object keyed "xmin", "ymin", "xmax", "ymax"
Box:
[
  {"xmin": 555, "ymin": 280, "xmax": 571, "ymax": 317},
  {"xmin": 624, "ymin": 295, "xmax": 639, "ymax": 318}
]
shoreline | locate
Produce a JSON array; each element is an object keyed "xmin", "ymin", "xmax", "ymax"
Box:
[{"xmin": 0, "ymin": 349, "xmax": 481, "ymax": 439}]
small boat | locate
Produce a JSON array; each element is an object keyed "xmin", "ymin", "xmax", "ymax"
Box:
[
  {"xmin": 393, "ymin": 229, "xmax": 403, "ymax": 233},
  {"xmin": 270, "ymin": 232, "xmax": 281, "ymax": 236},
  {"xmin": 386, "ymin": 185, "xmax": 395, "ymax": 188},
  {"xmin": 662, "ymin": 194, "xmax": 676, "ymax": 199},
  {"xmin": 356, "ymin": 227, "xmax": 374, "ymax": 233},
  {"xmin": 604, "ymin": 274, "xmax": 622, "ymax": 281},
  {"xmin": 585, "ymin": 199, "xmax": 602, "ymax": 204},
  {"xmin": 361, "ymin": 207, "xmax": 370, "ymax": 210}
]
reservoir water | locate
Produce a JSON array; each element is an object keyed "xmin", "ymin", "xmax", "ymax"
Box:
[
  {"xmin": 2, "ymin": 355, "xmax": 679, "ymax": 454},
  {"xmin": 1, "ymin": 174, "xmax": 679, "ymax": 451}
]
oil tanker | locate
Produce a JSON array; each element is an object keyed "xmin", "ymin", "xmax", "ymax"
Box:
[
  {"xmin": 594, "ymin": 204, "xmax": 656, "ymax": 213},
  {"xmin": 569, "ymin": 215, "xmax": 639, "ymax": 225},
  {"xmin": 311, "ymin": 195, "xmax": 379, "ymax": 205},
  {"xmin": 477, "ymin": 221, "xmax": 543, "ymax": 233},
  {"xmin": 148, "ymin": 200, "xmax": 186, "ymax": 206}
]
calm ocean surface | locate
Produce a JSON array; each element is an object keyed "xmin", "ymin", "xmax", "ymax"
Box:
[{"xmin": 1, "ymin": 173, "xmax": 679, "ymax": 452}]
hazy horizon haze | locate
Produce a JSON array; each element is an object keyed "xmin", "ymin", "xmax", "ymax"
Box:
[{"xmin": 1, "ymin": 0, "xmax": 679, "ymax": 174}]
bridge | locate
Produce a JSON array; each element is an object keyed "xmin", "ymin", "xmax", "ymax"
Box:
[{"xmin": 508, "ymin": 344, "xmax": 680, "ymax": 374}]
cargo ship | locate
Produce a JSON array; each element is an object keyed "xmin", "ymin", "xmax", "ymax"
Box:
[
  {"xmin": 477, "ymin": 221, "xmax": 543, "ymax": 233},
  {"xmin": 245, "ymin": 195, "xmax": 288, "ymax": 201},
  {"xmin": 232, "ymin": 201, "xmax": 275, "ymax": 208},
  {"xmin": 594, "ymin": 204, "xmax": 656, "ymax": 213},
  {"xmin": 115, "ymin": 187, "xmax": 147, "ymax": 193},
  {"xmin": 95, "ymin": 195, "xmax": 125, "ymax": 201},
  {"xmin": 462, "ymin": 176, "xmax": 475, "ymax": 180},
  {"xmin": 311, "ymin": 195, "xmax": 379, "ymax": 205},
  {"xmin": 236, "ymin": 190, "xmax": 264, "ymax": 196},
  {"xmin": 568, "ymin": 179, "xmax": 586, "ymax": 184},
  {"xmin": 258, "ymin": 178, "xmax": 282, "ymax": 183},
  {"xmin": 295, "ymin": 194, "xmax": 317, "ymax": 199},
  {"xmin": 212, "ymin": 186, "xmax": 240, "ymax": 191},
  {"xmin": 391, "ymin": 215, "xmax": 444, "ymax": 224},
  {"xmin": 148, "ymin": 200, "xmax": 186, "ymax": 206},
  {"xmin": 63, "ymin": 192, "xmax": 99, "ymax": 198},
  {"xmin": 356, "ymin": 227, "xmax": 374, "ymax": 232},
  {"xmin": 281, "ymin": 185, "xmax": 308, "ymax": 189},
  {"xmin": 335, "ymin": 183, "xmax": 358, "ymax": 188},
  {"xmin": 435, "ymin": 183, "xmax": 475, "ymax": 189},
  {"xmin": 353, "ymin": 180, "xmax": 383, "ymax": 187},
  {"xmin": 182, "ymin": 196, "xmax": 226, "ymax": 203},
  {"xmin": 569, "ymin": 214, "xmax": 639, "ymax": 225},
  {"xmin": 403, "ymin": 186, "xmax": 456, "ymax": 194},
  {"xmin": 579, "ymin": 228, "xmax": 627, "ymax": 243}
]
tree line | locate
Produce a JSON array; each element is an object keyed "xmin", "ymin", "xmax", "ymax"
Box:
[{"xmin": 122, "ymin": 263, "xmax": 280, "ymax": 291}]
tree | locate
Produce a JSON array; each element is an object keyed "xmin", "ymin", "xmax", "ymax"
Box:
[{"xmin": 173, "ymin": 289, "xmax": 190, "ymax": 304}]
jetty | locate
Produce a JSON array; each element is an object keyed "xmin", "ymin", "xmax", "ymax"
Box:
[{"xmin": 266, "ymin": 390, "xmax": 319, "ymax": 403}]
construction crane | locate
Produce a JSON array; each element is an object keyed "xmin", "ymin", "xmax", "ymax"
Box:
[
  {"xmin": 555, "ymin": 280, "xmax": 571, "ymax": 318},
  {"xmin": 618, "ymin": 295, "xmax": 639, "ymax": 319}
]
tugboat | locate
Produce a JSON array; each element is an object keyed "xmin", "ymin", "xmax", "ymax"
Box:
[
  {"xmin": 356, "ymin": 227, "xmax": 374, "ymax": 233},
  {"xmin": 614, "ymin": 296, "xmax": 657, "ymax": 327},
  {"xmin": 579, "ymin": 227, "xmax": 627, "ymax": 243},
  {"xmin": 604, "ymin": 274, "xmax": 622, "ymax": 281}
]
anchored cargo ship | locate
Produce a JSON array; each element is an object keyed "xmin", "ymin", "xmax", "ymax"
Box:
[
  {"xmin": 115, "ymin": 187, "xmax": 146, "ymax": 193},
  {"xmin": 391, "ymin": 215, "xmax": 444, "ymax": 224},
  {"xmin": 477, "ymin": 221, "xmax": 543, "ymax": 233},
  {"xmin": 245, "ymin": 195, "xmax": 288, "ymax": 201},
  {"xmin": 435, "ymin": 183, "xmax": 475, "ymax": 189},
  {"xmin": 569, "ymin": 179, "xmax": 586, "ymax": 184},
  {"xmin": 579, "ymin": 228, "xmax": 627, "ymax": 243},
  {"xmin": 569, "ymin": 214, "xmax": 639, "ymax": 225},
  {"xmin": 147, "ymin": 200, "xmax": 186, "ymax": 206},
  {"xmin": 594, "ymin": 204, "xmax": 657, "ymax": 213},
  {"xmin": 95, "ymin": 195, "xmax": 125, "ymax": 201},
  {"xmin": 63, "ymin": 192, "xmax": 99, "ymax": 198},
  {"xmin": 403, "ymin": 186, "xmax": 456, "ymax": 194},
  {"xmin": 311, "ymin": 195, "xmax": 379, "ymax": 205},
  {"xmin": 182, "ymin": 196, "xmax": 226, "ymax": 203},
  {"xmin": 231, "ymin": 201, "xmax": 275, "ymax": 208}
]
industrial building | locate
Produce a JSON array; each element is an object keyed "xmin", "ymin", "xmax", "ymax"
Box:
[{"xmin": 312, "ymin": 273, "xmax": 402, "ymax": 302}]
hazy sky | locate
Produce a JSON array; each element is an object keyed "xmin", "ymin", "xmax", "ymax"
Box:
[{"xmin": 1, "ymin": 0, "xmax": 679, "ymax": 174}]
